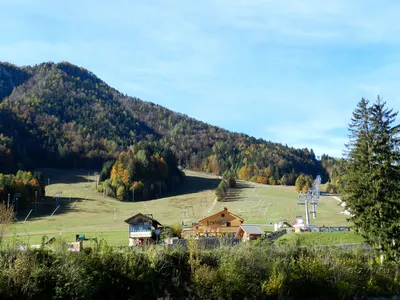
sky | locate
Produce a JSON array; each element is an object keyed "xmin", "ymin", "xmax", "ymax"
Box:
[{"xmin": 1, "ymin": 0, "xmax": 400, "ymax": 158}]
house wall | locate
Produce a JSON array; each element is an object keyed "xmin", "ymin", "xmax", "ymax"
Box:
[
  {"xmin": 126, "ymin": 218, "xmax": 156, "ymax": 246},
  {"xmin": 242, "ymin": 233, "xmax": 262, "ymax": 241},
  {"xmin": 196, "ymin": 212, "xmax": 242, "ymax": 236},
  {"xmin": 199, "ymin": 213, "xmax": 242, "ymax": 228},
  {"xmin": 129, "ymin": 237, "xmax": 152, "ymax": 246}
]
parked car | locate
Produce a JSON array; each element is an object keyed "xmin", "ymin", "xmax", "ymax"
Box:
[{"xmin": 300, "ymin": 227, "xmax": 311, "ymax": 232}]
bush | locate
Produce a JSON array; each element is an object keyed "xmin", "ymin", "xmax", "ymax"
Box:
[{"xmin": 0, "ymin": 242, "xmax": 398, "ymax": 299}]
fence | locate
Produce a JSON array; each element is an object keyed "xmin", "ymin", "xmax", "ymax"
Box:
[
  {"xmin": 266, "ymin": 230, "xmax": 287, "ymax": 241},
  {"xmin": 312, "ymin": 227, "xmax": 350, "ymax": 232}
]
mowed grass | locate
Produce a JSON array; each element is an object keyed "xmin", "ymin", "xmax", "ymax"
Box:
[
  {"xmin": 277, "ymin": 232, "xmax": 365, "ymax": 246},
  {"xmin": 206, "ymin": 181, "xmax": 350, "ymax": 229},
  {"xmin": 11, "ymin": 169, "xmax": 353, "ymax": 246},
  {"xmin": 11, "ymin": 169, "xmax": 218, "ymax": 245}
]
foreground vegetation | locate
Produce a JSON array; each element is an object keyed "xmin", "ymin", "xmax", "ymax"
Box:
[{"xmin": 0, "ymin": 240, "xmax": 398, "ymax": 299}]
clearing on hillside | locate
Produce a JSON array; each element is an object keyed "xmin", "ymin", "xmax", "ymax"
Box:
[{"xmin": 11, "ymin": 169, "xmax": 350, "ymax": 246}]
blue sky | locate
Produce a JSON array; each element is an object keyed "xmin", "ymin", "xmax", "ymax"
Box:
[{"xmin": 1, "ymin": 0, "xmax": 400, "ymax": 157}]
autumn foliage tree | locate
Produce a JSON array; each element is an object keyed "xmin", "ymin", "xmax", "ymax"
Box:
[
  {"xmin": 100, "ymin": 142, "xmax": 184, "ymax": 201},
  {"xmin": 295, "ymin": 174, "xmax": 313, "ymax": 193},
  {"xmin": 0, "ymin": 171, "xmax": 44, "ymax": 209}
]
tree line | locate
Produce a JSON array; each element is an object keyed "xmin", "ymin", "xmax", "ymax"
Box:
[
  {"xmin": 0, "ymin": 170, "xmax": 45, "ymax": 209},
  {"xmin": 215, "ymin": 176, "xmax": 236, "ymax": 202}
]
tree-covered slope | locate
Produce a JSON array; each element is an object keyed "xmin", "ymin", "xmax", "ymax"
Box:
[
  {"xmin": 0, "ymin": 62, "xmax": 31, "ymax": 101},
  {"xmin": 0, "ymin": 61, "xmax": 329, "ymax": 183},
  {"xmin": 0, "ymin": 62, "xmax": 157, "ymax": 170}
]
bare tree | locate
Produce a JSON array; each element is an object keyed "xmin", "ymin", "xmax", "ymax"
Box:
[{"xmin": 0, "ymin": 202, "xmax": 13, "ymax": 240}]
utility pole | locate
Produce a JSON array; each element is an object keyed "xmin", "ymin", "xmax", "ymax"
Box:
[
  {"xmin": 311, "ymin": 175, "xmax": 321, "ymax": 219},
  {"xmin": 48, "ymin": 178, "xmax": 50, "ymax": 186},
  {"xmin": 297, "ymin": 176, "xmax": 320, "ymax": 226},
  {"xmin": 55, "ymin": 192, "xmax": 62, "ymax": 208},
  {"xmin": 305, "ymin": 197, "xmax": 310, "ymax": 226},
  {"xmin": 94, "ymin": 173, "xmax": 99, "ymax": 189},
  {"xmin": 14, "ymin": 193, "xmax": 20, "ymax": 215},
  {"xmin": 311, "ymin": 201, "xmax": 316, "ymax": 219},
  {"xmin": 35, "ymin": 191, "xmax": 37, "ymax": 215},
  {"xmin": 132, "ymin": 188, "xmax": 134, "ymax": 202}
]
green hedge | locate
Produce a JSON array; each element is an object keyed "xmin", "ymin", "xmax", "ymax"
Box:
[{"xmin": 0, "ymin": 240, "xmax": 398, "ymax": 299}]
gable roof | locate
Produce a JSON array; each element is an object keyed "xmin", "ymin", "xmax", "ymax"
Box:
[
  {"xmin": 124, "ymin": 213, "xmax": 162, "ymax": 227},
  {"xmin": 240, "ymin": 224, "xmax": 265, "ymax": 235},
  {"xmin": 198, "ymin": 207, "xmax": 244, "ymax": 224}
]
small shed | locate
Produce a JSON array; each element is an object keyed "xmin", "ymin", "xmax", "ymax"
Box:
[{"xmin": 236, "ymin": 224, "xmax": 265, "ymax": 241}]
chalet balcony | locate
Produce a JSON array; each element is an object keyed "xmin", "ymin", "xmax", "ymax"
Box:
[
  {"xmin": 200, "ymin": 226, "xmax": 239, "ymax": 234},
  {"xmin": 129, "ymin": 231, "xmax": 152, "ymax": 238},
  {"xmin": 181, "ymin": 226, "xmax": 239, "ymax": 238},
  {"xmin": 129, "ymin": 224, "xmax": 153, "ymax": 238}
]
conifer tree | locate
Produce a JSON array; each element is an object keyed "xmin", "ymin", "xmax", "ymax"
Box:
[{"xmin": 342, "ymin": 97, "xmax": 400, "ymax": 260}]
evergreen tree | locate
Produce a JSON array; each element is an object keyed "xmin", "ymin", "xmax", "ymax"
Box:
[{"xmin": 342, "ymin": 97, "xmax": 400, "ymax": 260}]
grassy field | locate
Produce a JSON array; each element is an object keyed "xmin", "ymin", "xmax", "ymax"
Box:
[
  {"xmin": 10, "ymin": 169, "xmax": 353, "ymax": 246},
  {"xmin": 277, "ymin": 232, "xmax": 365, "ymax": 246},
  {"xmin": 214, "ymin": 181, "xmax": 349, "ymax": 227}
]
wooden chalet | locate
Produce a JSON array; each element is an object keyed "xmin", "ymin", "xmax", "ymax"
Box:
[
  {"xmin": 124, "ymin": 213, "xmax": 163, "ymax": 246},
  {"xmin": 182, "ymin": 207, "xmax": 244, "ymax": 238},
  {"xmin": 235, "ymin": 224, "xmax": 265, "ymax": 241}
]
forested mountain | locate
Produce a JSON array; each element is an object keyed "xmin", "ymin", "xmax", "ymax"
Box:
[{"xmin": 0, "ymin": 61, "xmax": 331, "ymax": 184}]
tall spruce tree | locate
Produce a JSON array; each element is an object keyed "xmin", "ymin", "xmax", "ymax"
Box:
[{"xmin": 342, "ymin": 97, "xmax": 400, "ymax": 260}]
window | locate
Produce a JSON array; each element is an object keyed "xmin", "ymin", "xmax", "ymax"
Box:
[
  {"xmin": 221, "ymin": 214, "xmax": 225, "ymax": 217},
  {"xmin": 226, "ymin": 222, "xmax": 231, "ymax": 227}
]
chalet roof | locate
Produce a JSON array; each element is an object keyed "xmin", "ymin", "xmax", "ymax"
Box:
[
  {"xmin": 124, "ymin": 213, "xmax": 162, "ymax": 227},
  {"xmin": 198, "ymin": 207, "xmax": 244, "ymax": 224},
  {"xmin": 239, "ymin": 225, "xmax": 265, "ymax": 235}
]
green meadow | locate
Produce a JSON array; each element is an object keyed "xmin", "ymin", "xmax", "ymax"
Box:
[{"xmin": 10, "ymin": 169, "xmax": 354, "ymax": 246}]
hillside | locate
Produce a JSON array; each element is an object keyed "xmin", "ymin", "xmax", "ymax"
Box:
[
  {"xmin": 13, "ymin": 169, "xmax": 349, "ymax": 246},
  {"xmin": 0, "ymin": 61, "xmax": 330, "ymax": 183}
]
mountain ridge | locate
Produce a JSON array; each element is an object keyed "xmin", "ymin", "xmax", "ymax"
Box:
[{"xmin": 0, "ymin": 61, "xmax": 332, "ymax": 184}]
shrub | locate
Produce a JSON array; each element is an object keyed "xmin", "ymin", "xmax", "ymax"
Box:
[
  {"xmin": 227, "ymin": 177, "xmax": 236, "ymax": 188},
  {"xmin": 0, "ymin": 241, "xmax": 397, "ymax": 299}
]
